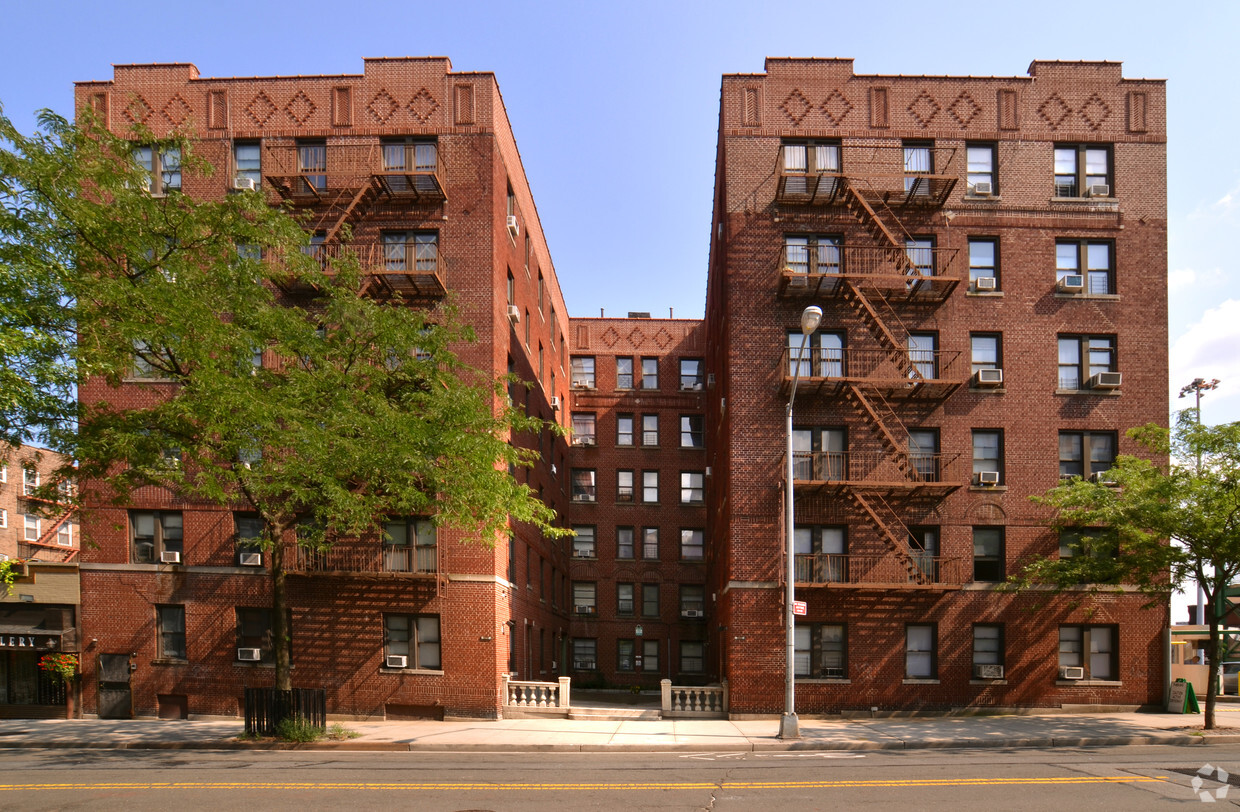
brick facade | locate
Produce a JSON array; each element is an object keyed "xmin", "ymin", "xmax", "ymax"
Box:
[{"xmin": 0, "ymin": 444, "xmax": 77, "ymax": 563}]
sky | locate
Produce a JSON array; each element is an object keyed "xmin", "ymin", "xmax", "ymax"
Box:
[{"xmin": 3, "ymin": 0, "xmax": 1237, "ymax": 619}]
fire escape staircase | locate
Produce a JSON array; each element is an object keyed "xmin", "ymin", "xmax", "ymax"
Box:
[
  {"xmin": 24, "ymin": 506, "xmax": 77, "ymax": 562},
  {"xmin": 844, "ymin": 385, "xmax": 913, "ymax": 480},
  {"xmin": 846, "ymin": 490, "xmax": 926, "ymax": 584}
]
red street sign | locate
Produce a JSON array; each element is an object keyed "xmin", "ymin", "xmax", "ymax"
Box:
[{"xmin": 792, "ymin": 601, "xmax": 807, "ymax": 616}]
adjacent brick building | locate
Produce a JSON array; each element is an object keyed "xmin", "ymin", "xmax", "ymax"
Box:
[
  {"xmin": 70, "ymin": 56, "xmax": 1168, "ymax": 720},
  {"xmin": 704, "ymin": 58, "xmax": 1168, "ymax": 713}
]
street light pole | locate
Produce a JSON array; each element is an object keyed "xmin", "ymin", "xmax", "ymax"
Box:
[
  {"xmin": 781, "ymin": 304, "xmax": 822, "ymax": 741},
  {"xmin": 1179, "ymin": 377, "xmax": 1220, "ymax": 626}
]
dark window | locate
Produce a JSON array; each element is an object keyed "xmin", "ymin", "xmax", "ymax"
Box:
[
  {"xmin": 572, "ymin": 527, "xmax": 596, "ymax": 559},
  {"xmin": 1058, "ymin": 335, "xmax": 1117, "ymax": 390},
  {"xmin": 617, "ymin": 583, "xmax": 635, "ymax": 616},
  {"xmin": 131, "ymin": 511, "xmax": 183, "ymax": 564},
  {"xmin": 680, "ymin": 529, "xmax": 705, "ymax": 560},
  {"xmin": 617, "ymin": 527, "xmax": 635, "ymax": 560},
  {"xmin": 973, "ymin": 624, "xmax": 1004, "ymax": 668},
  {"xmin": 795, "ymin": 623, "xmax": 846, "ymax": 678},
  {"xmin": 679, "ymin": 358, "xmax": 704, "ymax": 390},
  {"xmin": 681, "ymin": 415, "xmax": 705, "ymax": 448},
  {"xmin": 235, "ymin": 514, "xmax": 264, "ymax": 566},
  {"xmin": 907, "ymin": 527, "xmax": 940, "ymax": 583},
  {"xmin": 571, "ymin": 469, "xmax": 597, "ymax": 502},
  {"xmin": 235, "ymin": 607, "xmax": 278, "ymax": 664},
  {"xmin": 972, "ymin": 527, "xmax": 1004, "ymax": 582},
  {"xmin": 617, "ymin": 639, "xmax": 635, "ymax": 671},
  {"xmin": 641, "ymin": 583, "xmax": 660, "ymax": 617},
  {"xmin": 679, "ymin": 584, "xmax": 705, "ymax": 616},
  {"xmin": 573, "ymin": 638, "xmax": 598, "ymax": 671},
  {"xmin": 1053, "ymin": 144, "xmax": 1112, "ymax": 197},
  {"xmin": 1059, "ymin": 431, "xmax": 1117, "ymax": 480},
  {"xmin": 642, "ymin": 639, "xmax": 660, "ymax": 672},
  {"xmin": 680, "ymin": 641, "xmax": 705, "ymax": 674},
  {"xmin": 572, "ymin": 582, "xmax": 597, "ymax": 615},
  {"xmin": 384, "ymin": 614, "xmax": 440, "ymax": 670},
  {"xmin": 157, "ymin": 605, "xmax": 186, "ymax": 660}
]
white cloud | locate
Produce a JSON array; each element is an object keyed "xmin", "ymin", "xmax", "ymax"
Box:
[
  {"xmin": 1170, "ymin": 298, "xmax": 1240, "ymax": 424},
  {"xmin": 1220, "ymin": 192, "xmax": 1234, "ymax": 208},
  {"xmin": 1168, "ymin": 267, "xmax": 1196, "ymax": 291}
]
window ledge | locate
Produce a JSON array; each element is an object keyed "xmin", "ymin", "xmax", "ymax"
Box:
[
  {"xmin": 1055, "ymin": 388, "xmax": 1121, "ymax": 397},
  {"xmin": 969, "ymin": 485, "xmax": 1008, "ymax": 493},
  {"xmin": 797, "ymin": 678, "xmax": 852, "ymax": 684},
  {"xmin": 380, "ymin": 667, "xmax": 444, "ymax": 676},
  {"xmin": 965, "ymin": 290, "xmax": 1004, "ymax": 297},
  {"xmin": 968, "ymin": 387, "xmax": 1007, "ymax": 394},
  {"xmin": 902, "ymin": 678, "xmax": 940, "ymax": 685},
  {"xmin": 233, "ymin": 661, "xmax": 276, "ymax": 668},
  {"xmin": 1056, "ymin": 679, "xmax": 1122, "ymax": 687},
  {"xmin": 962, "ymin": 194, "xmax": 1001, "ymax": 203},
  {"xmin": 150, "ymin": 658, "xmax": 189, "ymax": 667},
  {"xmin": 1054, "ymin": 293, "xmax": 1120, "ymax": 301},
  {"xmin": 970, "ymin": 679, "xmax": 1008, "ymax": 686},
  {"xmin": 1049, "ymin": 196, "xmax": 1118, "ymax": 205}
]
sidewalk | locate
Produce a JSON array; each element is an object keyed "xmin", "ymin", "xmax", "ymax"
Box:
[{"xmin": 2, "ymin": 708, "xmax": 1240, "ymax": 752}]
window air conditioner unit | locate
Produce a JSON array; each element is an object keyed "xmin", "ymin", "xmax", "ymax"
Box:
[
  {"xmin": 681, "ymin": 382, "xmax": 704, "ymax": 391},
  {"xmin": 550, "ymin": 396, "xmax": 561, "ymax": 410},
  {"xmin": 1089, "ymin": 371, "xmax": 1122, "ymax": 390},
  {"xmin": 571, "ymin": 549, "xmax": 594, "ymax": 559},
  {"xmin": 577, "ymin": 661, "xmax": 596, "ymax": 670},
  {"xmin": 506, "ymin": 305, "xmax": 520, "ymax": 324},
  {"xmin": 386, "ymin": 655, "xmax": 408, "ymax": 669},
  {"xmin": 978, "ymin": 471, "xmax": 1001, "ymax": 486},
  {"xmin": 974, "ymin": 276, "xmax": 998, "ymax": 291},
  {"xmin": 571, "ymin": 379, "xmax": 591, "ymax": 389},
  {"xmin": 1091, "ymin": 470, "xmax": 1119, "ymax": 486},
  {"xmin": 233, "ymin": 177, "xmax": 257, "ymax": 191},
  {"xmin": 573, "ymin": 436, "xmax": 595, "ymax": 447},
  {"xmin": 575, "ymin": 604, "xmax": 595, "ymax": 615},
  {"xmin": 1057, "ymin": 274, "xmax": 1085, "ymax": 293},
  {"xmin": 506, "ymin": 215, "xmax": 519, "ymax": 236},
  {"xmin": 1059, "ymin": 666, "xmax": 1085, "ymax": 680},
  {"xmin": 971, "ymin": 181, "xmax": 992, "ymax": 196},
  {"xmin": 682, "ymin": 609, "xmax": 703, "ymax": 618},
  {"xmin": 1086, "ymin": 184, "xmax": 1110, "ymax": 198},
  {"xmin": 160, "ymin": 550, "xmax": 181, "ymax": 564},
  {"xmin": 974, "ymin": 664, "xmax": 1004, "ymax": 679},
  {"xmin": 239, "ymin": 552, "xmax": 263, "ymax": 567},
  {"xmin": 706, "ymin": 373, "xmax": 716, "ymax": 387},
  {"xmin": 237, "ymin": 648, "xmax": 262, "ymax": 662},
  {"xmin": 974, "ymin": 368, "xmax": 1004, "ymax": 386},
  {"xmin": 705, "ymin": 466, "xmax": 712, "ymax": 477}
]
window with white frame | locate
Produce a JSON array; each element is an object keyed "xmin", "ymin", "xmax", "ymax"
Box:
[
  {"xmin": 385, "ymin": 614, "xmax": 441, "ymax": 670},
  {"xmin": 22, "ymin": 467, "xmax": 38, "ymax": 496},
  {"xmin": 56, "ymin": 522, "xmax": 72, "ymax": 547},
  {"xmin": 905, "ymin": 624, "xmax": 936, "ymax": 678},
  {"xmin": 23, "ymin": 514, "xmax": 39, "ymax": 542},
  {"xmin": 0, "ymin": 509, "xmax": 7, "ymax": 528}
]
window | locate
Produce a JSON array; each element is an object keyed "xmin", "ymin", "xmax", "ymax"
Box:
[
  {"xmin": 508, "ymin": 537, "xmax": 516, "ymax": 584},
  {"xmin": 134, "ymin": 145, "xmax": 181, "ymax": 194},
  {"xmin": 617, "ymin": 527, "xmax": 635, "ymax": 559},
  {"xmin": 903, "ymin": 141, "xmax": 933, "ymax": 194},
  {"xmin": 640, "ymin": 358, "xmax": 659, "ymax": 390},
  {"xmin": 906, "ymin": 624, "xmax": 936, "ymax": 678},
  {"xmin": 1053, "ymin": 144, "xmax": 1111, "ymax": 197},
  {"xmin": 795, "ymin": 624, "xmax": 846, "ymax": 678},
  {"xmin": 617, "ymin": 470, "xmax": 635, "ymax": 502},
  {"xmin": 506, "ymin": 182, "xmax": 516, "ymax": 219},
  {"xmin": 22, "ymin": 467, "xmax": 37, "ymax": 496},
  {"xmin": 157, "ymin": 605, "xmax": 187, "ymax": 660},
  {"xmin": 971, "ymin": 334, "xmax": 1001, "ymax": 377},
  {"xmin": 788, "ymin": 330, "xmax": 845, "ymax": 378},
  {"xmin": 385, "ymin": 614, "xmax": 441, "ymax": 670},
  {"xmin": 572, "ymin": 582, "xmax": 597, "ymax": 615},
  {"xmin": 642, "ymin": 471, "xmax": 659, "ymax": 503},
  {"xmin": 1057, "ymin": 239, "xmax": 1114, "ymax": 295},
  {"xmin": 234, "ymin": 514, "xmax": 263, "ymax": 566},
  {"xmin": 571, "ymin": 357, "xmax": 595, "ymax": 388},
  {"xmin": 1058, "ymin": 335, "xmax": 1117, "ymax": 390},
  {"xmin": 642, "ymin": 528, "xmax": 659, "ymax": 560},
  {"xmin": 506, "ymin": 271, "xmax": 515, "ymax": 306},
  {"xmin": 617, "ymin": 414, "xmax": 634, "ymax": 446},
  {"xmin": 1059, "ymin": 528, "xmax": 1119, "ymax": 560},
  {"xmin": 617, "ymin": 583, "xmax": 635, "ymax": 615},
  {"xmin": 794, "ymin": 526, "xmax": 847, "ymax": 583},
  {"xmin": 131, "ymin": 339, "xmax": 172, "ymax": 380},
  {"xmin": 680, "ymin": 641, "xmax": 705, "ymax": 674},
  {"xmin": 781, "ymin": 140, "xmax": 841, "ymax": 199},
  {"xmin": 968, "ymin": 238, "xmax": 998, "ymax": 288},
  {"xmin": 381, "ymin": 137, "xmax": 437, "ymax": 179},
  {"xmin": 56, "ymin": 522, "xmax": 72, "ymax": 547},
  {"xmin": 642, "ymin": 639, "xmax": 660, "ymax": 672},
  {"xmin": 906, "ymin": 237, "xmax": 935, "ymax": 277},
  {"xmin": 236, "ymin": 607, "xmax": 277, "ymax": 664},
  {"xmin": 681, "ymin": 415, "xmax": 705, "ymax": 448},
  {"xmin": 131, "ymin": 511, "xmax": 183, "ymax": 564},
  {"xmin": 680, "ymin": 358, "xmax": 704, "ymax": 390},
  {"xmin": 295, "ymin": 140, "xmax": 326, "ymax": 194},
  {"xmin": 973, "ymin": 624, "xmax": 1003, "ymax": 670},
  {"xmin": 972, "ymin": 430, "xmax": 1003, "ymax": 485},
  {"xmin": 572, "ymin": 527, "xmax": 596, "ymax": 559},
  {"xmin": 234, "ymin": 142, "xmax": 261, "ymax": 188},
  {"xmin": 680, "ymin": 584, "xmax": 705, "ymax": 616},
  {"xmin": 966, "ymin": 143, "xmax": 996, "ymax": 193},
  {"xmin": 680, "ymin": 472, "xmax": 705, "ymax": 504},
  {"xmin": 791, "ymin": 427, "xmax": 847, "ymax": 482},
  {"xmin": 524, "ymin": 310, "xmax": 531, "ymax": 347},
  {"xmin": 783, "ymin": 234, "xmax": 842, "ymax": 276},
  {"xmin": 972, "ymin": 527, "xmax": 1004, "ymax": 582},
  {"xmin": 382, "ymin": 517, "xmax": 436, "ymax": 573},
  {"xmin": 641, "ymin": 583, "xmax": 660, "ymax": 617},
  {"xmin": 381, "ymin": 231, "xmax": 437, "ymax": 274},
  {"xmin": 641, "ymin": 414, "xmax": 659, "ymax": 446},
  {"xmin": 537, "ymin": 272, "xmax": 544, "ymax": 311},
  {"xmin": 23, "ymin": 514, "xmax": 39, "ymax": 542},
  {"xmin": 907, "ymin": 527, "xmax": 940, "ymax": 583},
  {"xmin": 1059, "ymin": 625, "xmax": 1116, "ymax": 680},
  {"xmin": 908, "ymin": 333, "xmax": 938, "ymax": 380},
  {"xmin": 908, "ymin": 430, "xmax": 940, "ymax": 482},
  {"xmin": 573, "ymin": 639, "xmax": 598, "ymax": 670},
  {"xmin": 616, "ymin": 357, "xmax": 634, "ymax": 389},
  {"xmin": 572, "ymin": 413, "xmax": 597, "ymax": 446},
  {"xmin": 680, "ymin": 529, "xmax": 705, "ymax": 561},
  {"xmin": 1059, "ymin": 431, "xmax": 1116, "ymax": 480},
  {"xmin": 571, "ymin": 469, "xmax": 597, "ymax": 502},
  {"xmin": 0, "ymin": 509, "xmax": 7, "ymax": 529}
]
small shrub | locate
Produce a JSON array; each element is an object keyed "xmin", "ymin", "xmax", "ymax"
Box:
[
  {"xmin": 275, "ymin": 716, "xmax": 324, "ymax": 742},
  {"xmin": 326, "ymin": 723, "xmax": 360, "ymax": 740}
]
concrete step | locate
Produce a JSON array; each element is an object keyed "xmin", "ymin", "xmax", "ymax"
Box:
[{"xmin": 568, "ymin": 706, "xmax": 662, "ymax": 721}]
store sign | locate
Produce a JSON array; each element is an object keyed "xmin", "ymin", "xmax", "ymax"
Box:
[{"xmin": 0, "ymin": 634, "xmax": 59, "ymax": 650}]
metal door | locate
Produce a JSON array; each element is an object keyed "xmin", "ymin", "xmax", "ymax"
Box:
[{"xmin": 97, "ymin": 653, "xmax": 132, "ymax": 719}]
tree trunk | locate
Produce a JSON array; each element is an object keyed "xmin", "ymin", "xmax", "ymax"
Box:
[
  {"xmin": 270, "ymin": 529, "xmax": 292, "ymax": 691},
  {"xmin": 1205, "ymin": 586, "xmax": 1221, "ymax": 730}
]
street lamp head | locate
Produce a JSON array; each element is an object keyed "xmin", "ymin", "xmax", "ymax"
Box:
[{"xmin": 800, "ymin": 306, "xmax": 823, "ymax": 336}]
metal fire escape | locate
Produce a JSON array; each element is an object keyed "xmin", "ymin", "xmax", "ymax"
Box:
[{"xmin": 777, "ymin": 143, "xmax": 966, "ymax": 588}]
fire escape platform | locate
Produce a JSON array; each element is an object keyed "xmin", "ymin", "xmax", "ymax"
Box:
[{"xmin": 779, "ymin": 271, "xmax": 959, "ymax": 302}]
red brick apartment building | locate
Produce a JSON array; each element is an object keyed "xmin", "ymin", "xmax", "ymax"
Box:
[
  {"xmin": 704, "ymin": 59, "xmax": 1168, "ymax": 713},
  {"xmin": 69, "ymin": 56, "xmax": 1168, "ymax": 720}
]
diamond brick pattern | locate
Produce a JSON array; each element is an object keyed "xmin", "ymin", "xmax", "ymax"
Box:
[
  {"xmin": 122, "ymin": 94, "xmax": 152, "ymax": 125},
  {"xmin": 600, "ymin": 326, "xmax": 620, "ymax": 347},
  {"xmin": 907, "ymin": 91, "xmax": 940, "ymax": 128},
  {"xmin": 1078, "ymin": 93, "xmax": 1111, "ymax": 130},
  {"xmin": 779, "ymin": 89, "xmax": 812, "ymax": 126},
  {"xmin": 367, "ymin": 89, "xmax": 399, "ymax": 124},
  {"xmin": 162, "ymin": 94, "xmax": 192, "ymax": 127},
  {"xmin": 819, "ymin": 90, "xmax": 853, "ymax": 126},
  {"xmin": 407, "ymin": 88, "xmax": 439, "ymax": 123},
  {"xmin": 1037, "ymin": 93, "xmax": 1072, "ymax": 130},
  {"xmin": 285, "ymin": 90, "xmax": 317, "ymax": 126},
  {"xmin": 245, "ymin": 92, "xmax": 277, "ymax": 127},
  {"xmin": 947, "ymin": 92, "xmax": 981, "ymax": 129}
]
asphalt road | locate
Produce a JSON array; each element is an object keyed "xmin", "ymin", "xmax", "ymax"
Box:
[{"xmin": 1, "ymin": 744, "xmax": 1237, "ymax": 810}]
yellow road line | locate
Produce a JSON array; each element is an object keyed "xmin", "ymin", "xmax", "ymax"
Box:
[{"xmin": 0, "ymin": 776, "xmax": 1168, "ymax": 792}]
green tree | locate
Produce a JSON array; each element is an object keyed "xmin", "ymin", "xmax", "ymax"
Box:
[
  {"xmin": 1020, "ymin": 412, "xmax": 1240, "ymax": 729},
  {"xmin": 1, "ymin": 108, "xmax": 562, "ymax": 690}
]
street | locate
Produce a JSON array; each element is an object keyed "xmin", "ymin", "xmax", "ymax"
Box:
[{"xmin": 0, "ymin": 744, "xmax": 1235, "ymax": 810}]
